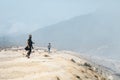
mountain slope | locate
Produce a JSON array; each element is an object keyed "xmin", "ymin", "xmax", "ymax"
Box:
[{"xmin": 32, "ymin": 12, "xmax": 120, "ymax": 58}]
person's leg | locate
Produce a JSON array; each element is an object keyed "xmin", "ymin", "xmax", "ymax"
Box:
[
  {"xmin": 48, "ymin": 48, "xmax": 50, "ymax": 53},
  {"xmin": 27, "ymin": 48, "xmax": 31, "ymax": 58}
]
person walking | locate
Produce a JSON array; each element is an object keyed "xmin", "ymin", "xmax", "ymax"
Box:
[
  {"xmin": 25, "ymin": 35, "xmax": 34, "ymax": 58},
  {"xmin": 48, "ymin": 43, "xmax": 51, "ymax": 53}
]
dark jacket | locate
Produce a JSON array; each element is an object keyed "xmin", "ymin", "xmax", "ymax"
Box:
[{"xmin": 28, "ymin": 38, "xmax": 34, "ymax": 48}]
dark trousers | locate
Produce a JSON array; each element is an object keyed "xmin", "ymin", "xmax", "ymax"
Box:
[
  {"xmin": 27, "ymin": 48, "xmax": 31, "ymax": 57},
  {"xmin": 48, "ymin": 48, "xmax": 50, "ymax": 53}
]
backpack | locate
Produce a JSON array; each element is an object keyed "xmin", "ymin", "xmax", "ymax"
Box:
[{"xmin": 25, "ymin": 46, "xmax": 30, "ymax": 51}]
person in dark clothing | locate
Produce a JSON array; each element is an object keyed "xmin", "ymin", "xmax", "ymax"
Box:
[
  {"xmin": 26, "ymin": 35, "xmax": 34, "ymax": 58},
  {"xmin": 48, "ymin": 43, "xmax": 51, "ymax": 53}
]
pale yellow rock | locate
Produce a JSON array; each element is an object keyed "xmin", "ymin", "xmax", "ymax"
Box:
[{"xmin": 0, "ymin": 47, "xmax": 106, "ymax": 80}]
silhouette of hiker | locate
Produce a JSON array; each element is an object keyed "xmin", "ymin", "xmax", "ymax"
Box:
[
  {"xmin": 25, "ymin": 35, "xmax": 34, "ymax": 58},
  {"xmin": 48, "ymin": 43, "xmax": 51, "ymax": 53}
]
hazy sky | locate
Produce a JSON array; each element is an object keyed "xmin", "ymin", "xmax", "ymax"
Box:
[
  {"xmin": 0, "ymin": 0, "xmax": 101, "ymax": 35},
  {"xmin": 0, "ymin": 0, "xmax": 120, "ymax": 36}
]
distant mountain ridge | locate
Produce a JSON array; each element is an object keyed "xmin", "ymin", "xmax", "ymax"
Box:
[
  {"xmin": 2, "ymin": 10, "xmax": 120, "ymax": 59},
  {"xmin": 32, "ymin": 11, "xmax": 120, "ymax": 59}
]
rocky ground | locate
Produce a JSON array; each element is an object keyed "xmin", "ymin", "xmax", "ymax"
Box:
[{"xmin": 0, "ymin": 47, "xmax": 109, "ymax": 80}]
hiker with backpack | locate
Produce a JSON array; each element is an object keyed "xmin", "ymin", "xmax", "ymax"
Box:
[{"xmin": 25, "ymin": 35, "xmax": 34, "ymax": 58}]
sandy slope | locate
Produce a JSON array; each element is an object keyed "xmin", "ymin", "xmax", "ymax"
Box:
[{"xmin": 0, "ymin": 47, "xmax": 107, "ymax": 80}]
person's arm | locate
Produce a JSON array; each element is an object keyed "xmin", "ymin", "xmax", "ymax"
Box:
[
  {"xmin": 32, "ymin": 41, "xmax": 34, "ymax": 49},
  {"xmin": 32, "ymin": 41, "xmax": 35, "ymax": 44},
  {"xmin": 32, "ymin": 45, "xmax": 34, "ymax": 49}
]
